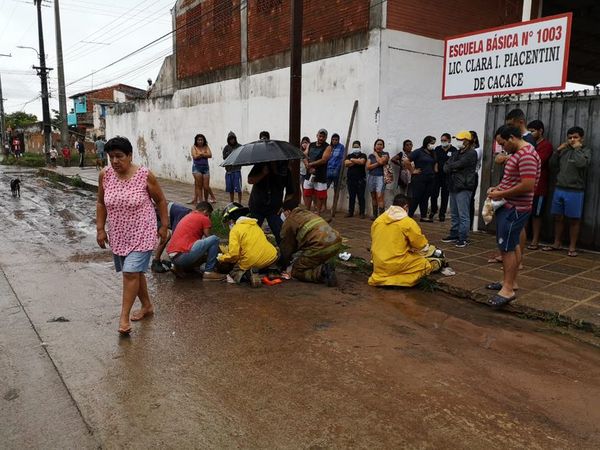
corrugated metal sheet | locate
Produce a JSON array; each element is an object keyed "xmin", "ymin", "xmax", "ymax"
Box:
[{"xmin": 481, "ymin": 93, "xmax": 600, "ymax": 250}]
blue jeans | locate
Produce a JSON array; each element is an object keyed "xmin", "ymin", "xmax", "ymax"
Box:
[
  {"xmin": 172, "ymin": 235, "xmax": 219, "ymax": 271},
  {"xmin": 253, "ymin": 212, "xmax": 283, "ymax": 245},
  {"xmin": 449, "ymin": 190, "xmax": 472, "ymax": 241}
]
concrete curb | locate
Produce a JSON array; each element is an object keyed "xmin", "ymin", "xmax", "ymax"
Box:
[
  {"xmin": 434, "ymin": 279, "xmax": 599, "ymax": 336},
  {"xmin": 38, "ymin": 168, "xmax": 99, "ymax": 194},
  {"xmin": 37, "ymin": 168, "xmax": 600, "ymax": 336}
]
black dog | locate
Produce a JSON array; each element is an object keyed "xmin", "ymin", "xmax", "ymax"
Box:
[{"xmin": 10, "ymin": 178, "xmax": 20, "ymax": 197}]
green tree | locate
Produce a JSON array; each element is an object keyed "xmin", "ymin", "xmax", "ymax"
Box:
[{"xmin": 5, "ymin": 111, "xmax": 38, "ymax": 129}]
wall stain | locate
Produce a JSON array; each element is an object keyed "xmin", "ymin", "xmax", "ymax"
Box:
[{"xmin": 137, "ymin": 136, "xmax": 149, "ymax": 166}]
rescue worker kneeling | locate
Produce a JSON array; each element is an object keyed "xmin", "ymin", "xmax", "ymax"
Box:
[
  {"xmin": 218, "ymin": 202, "xmax": 279, "ymax": 287},
  {"xmin": 279, "ymin": 200, "xmax": 343, "ymax": 287},
  {"xmin": 369, "ymin": 194, "xmax": 446, "ymax": 287}
]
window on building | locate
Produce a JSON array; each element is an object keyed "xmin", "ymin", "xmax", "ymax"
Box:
[
  {"xmin": 257, "ymin": 0, "xmax": 282, "ymax": 13},
  {"xmin": 213, "ymin": 0, "xmax": 233, "ymax": 34}
]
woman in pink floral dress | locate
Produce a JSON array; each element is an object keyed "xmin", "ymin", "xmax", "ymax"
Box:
[{"xmin": 96, "ymin": 136, "xmax": 168, "ymax": 335}]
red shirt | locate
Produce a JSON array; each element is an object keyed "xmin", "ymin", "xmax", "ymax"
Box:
[
  {"xmin": 498, "ymin": 144, "xmax": 540, "ymax": 212},
  {"xmin": 167, "ymin": 211, "xmax": 212, "ymax": 254},
  {"xmin": 534, "ymin": 138, "xmax": 553, "ymax": 196}
]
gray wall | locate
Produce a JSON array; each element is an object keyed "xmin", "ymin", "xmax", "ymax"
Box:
[{"xmin": 480, "ymin": 93, "xmax": 600, "ymax": 250}]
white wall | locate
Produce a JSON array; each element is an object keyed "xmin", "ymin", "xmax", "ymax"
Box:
[
  {"xmin": 379, "ymin": 29, "xmax": 488, "ymax": 154},
  {"xmin": 106, "ymin": 29, "xmax": 490, "ymax": 213},
  {"xmin": 106, "ymin": 34, "xmax": 382, "ymax": 199}
]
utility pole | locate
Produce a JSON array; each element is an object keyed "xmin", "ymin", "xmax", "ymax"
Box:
[
  {"xmin": 34, "ymin": 0, "xmax": 53, "ymax": 162},
  {"xmin": 53, "ymin": 0, "xmax": 68, "ymax": 148},
  {"xmin": 0, "ymin": 54, "xmax": 11, "ymax": 149},
  {"xmin": 0, "ymin": 74, "xmax": 6, "ymax": 149},
  {"xmin": 288, "ymin": 0, "xmax": 303, "ymax": 204}
]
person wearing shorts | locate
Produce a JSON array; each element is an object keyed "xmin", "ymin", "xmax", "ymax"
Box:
[
  {"xmin": 544, "ymin": 126, "xmax": 591, "ymax": 257},
  {"xmin": 303, "ymin": 129, "xmax": 332, "ymax": 214},
  {"xmin": 223, "ymin": 131, "xmax": 243, "ymax": 203},
  {"xmin": 486, "ymin": 126, "xmax": 540, "ymax": 308},
  {"xmin": 366, "ymin": 139, "xmax": 389, "ymax": 219}
]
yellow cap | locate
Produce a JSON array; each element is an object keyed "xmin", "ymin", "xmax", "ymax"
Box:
[{"xmin": 453, "ymin": 130, "xmax": 473, "ymax": 141}]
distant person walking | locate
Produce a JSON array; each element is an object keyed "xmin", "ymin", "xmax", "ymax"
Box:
[
  {"xmin": 95, "ymin": 136, "xmax": 106, "ymax": 168},
  {"xmin": 96, "ymin": 136, "xmax": 169, "ymax": 335},
  {"xmin": 77, "ymin": 137, "xmax": 85, "ymax": 168}
]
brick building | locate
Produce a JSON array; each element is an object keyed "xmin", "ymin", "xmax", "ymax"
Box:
[
  {"xmin": 69, "ymin": 84, "xmax": 146, "ymax": 138},
  {"xmin": 107, "ymin": 0, "xmax": 541, "ymax": 203}
]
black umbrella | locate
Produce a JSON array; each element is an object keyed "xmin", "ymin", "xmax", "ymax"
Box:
[{"xmin": 220, "ymin": 139, "xmax": 305, "ymax": 167}]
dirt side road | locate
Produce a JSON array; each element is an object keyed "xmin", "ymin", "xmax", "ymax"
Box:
[{"xmin": 1, "ymin": 169, "xmax": 599, "ymax": 449}]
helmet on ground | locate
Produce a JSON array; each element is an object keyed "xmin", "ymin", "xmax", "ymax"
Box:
[{"xmin": 222, "ymin": 202, "xmax": 250, "ymax": 223}]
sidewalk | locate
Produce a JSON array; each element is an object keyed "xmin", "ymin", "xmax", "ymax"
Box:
[{"xmin": 42, "ymin": 166, "xmax": 600, "ymax": 334}]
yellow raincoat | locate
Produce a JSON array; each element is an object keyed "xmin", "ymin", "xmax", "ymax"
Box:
[
  {"xmin": 217, "ymin": 217, "xmax": 278, "ymax": 271},
  {"xmin": 368, "ymin": 206, "xmax": 433, "ymax": 287}
]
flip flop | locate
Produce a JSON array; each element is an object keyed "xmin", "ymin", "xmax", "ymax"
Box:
[
  {"xmin": 527, "ymin": 244, "xmax": 539, "ymax": 250},
  {"xmin": 118, "ymin": 327, "xmax": 132, "ymax": 336},
  {"xmin": 487, "ymin": 293, "xmax": 516, "ymax": 308},
  {"xmin": 487, "ymin": 255, "xmax": 503, "ymax": 263},
  {"xmin": 568, "ymin": 250, "xmax": 578, "ymax": 257},
  {"xmin": 542, "ymin": 246, "xmax": 562, "ymax": 252}
]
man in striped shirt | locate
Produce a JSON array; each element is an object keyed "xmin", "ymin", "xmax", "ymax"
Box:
[{"xmin": 486, "ymin": 126, "xmax": 540, "ymax": 307}]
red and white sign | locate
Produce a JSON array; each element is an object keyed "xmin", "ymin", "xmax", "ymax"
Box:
[{"xmin": 443, "ymin": 13, "xmax": 572, "ymax": 99}]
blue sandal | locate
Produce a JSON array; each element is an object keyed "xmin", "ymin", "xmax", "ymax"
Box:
[{"xmin": 487, "ymin": 293, "xmax": 516, "ymax": 308}]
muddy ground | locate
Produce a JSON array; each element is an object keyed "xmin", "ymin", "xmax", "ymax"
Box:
[{"xmin": 1, "ymin": 169, "xmax": 599, "ymax": 449}]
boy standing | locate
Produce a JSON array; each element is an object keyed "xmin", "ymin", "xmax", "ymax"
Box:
[
  {"xmin": 544, "ymin": 126, "xmax": 591, "ymax": 257},
  {"xmin": 526, "ymin": 120, "xmax": 554, "ymax": 249}
]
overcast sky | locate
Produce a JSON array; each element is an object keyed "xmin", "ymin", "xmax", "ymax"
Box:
[{"xmin": 0, "ymin": 0, "xmax": 173, "ymax": 118}]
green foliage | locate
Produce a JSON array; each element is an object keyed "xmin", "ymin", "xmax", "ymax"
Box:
[
  {"xmin": 0, "ymin": 152, "xmax": 46, "ymax": 167},
  {"xmin": 4, "ymin": 111, "xmax": 38, "ymax": 129},
  {"xmin": 417, "ymin": 277, "xmax": 438, "ymax": 293},
  {"xmin": 210, "ymin": 208, "xmax": 229, "ymax": 239},
  {"xmin": 70, "ymin": 175, "xmax": 85, "ymax": 188}
]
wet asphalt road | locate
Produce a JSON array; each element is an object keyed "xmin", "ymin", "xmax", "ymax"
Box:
[{"xmin": 1, "ymin": 168, "xmax": 600, "ymax": 449}]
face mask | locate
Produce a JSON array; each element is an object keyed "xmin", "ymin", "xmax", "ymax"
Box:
[
  {"xmin": 427, "ymin": 144, "xmax": 435, "ymax": 151},
  {"xmin": 352, "ymin": 147, "xmax": 361, "ymax": 153},
  {"xmin": 441, "ymin": 142, "xmax": 450, "ymax": 148},
  {"xmin": 228, "ymin": 223, "xmax": 234, "ymax": 230},
  {"xmin": 456, "ymin": 140, "xmax": 464, "ymax": 149},
  {"xmin": 280, "ymin": 212, "xmax": 287, "ymax": 223}
]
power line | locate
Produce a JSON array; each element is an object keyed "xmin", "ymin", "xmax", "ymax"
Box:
[
  {"xmin": 65, "ymin": 1, "xmax": 248, "ymax": 88},
  {"xmin": 60, "ymin": 0, "xmax": 170, "ymax": 64},
  {"xmin": 53, "ymin": 0, "xmax": 170, "ymax": 63}
]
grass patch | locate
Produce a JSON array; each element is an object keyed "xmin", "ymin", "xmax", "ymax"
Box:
[
  {"xmin": 210, "ymin": 208, "xmax": 229, "ymax": 239},
  {"xmin": 417, "ymin": 277, "xmax": 439, "ymax": 293},
  {"xmin": 1, "ymin": 152, "xmax": 47, "ymax": 167},
  {"xmin": 70, "ymin": 174, "xmax": 85, "ymax": 188}
]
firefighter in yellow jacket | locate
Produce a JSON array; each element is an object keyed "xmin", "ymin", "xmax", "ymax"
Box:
[
  {"xmin": 279, "ymin": 200, "xmax": 342, "ymax": 286},
  {"xmin": 218, "ymin": 202, "xmax": 278, "ymax": 286},
  {"xmin": 369, "ymin": 194, "xmax": 445, "ymax": 287}
]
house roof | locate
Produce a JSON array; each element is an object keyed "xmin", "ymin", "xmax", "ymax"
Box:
[{"xmin": 69, "ymin": 83, "xmax": 146, "ymax": 99}]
